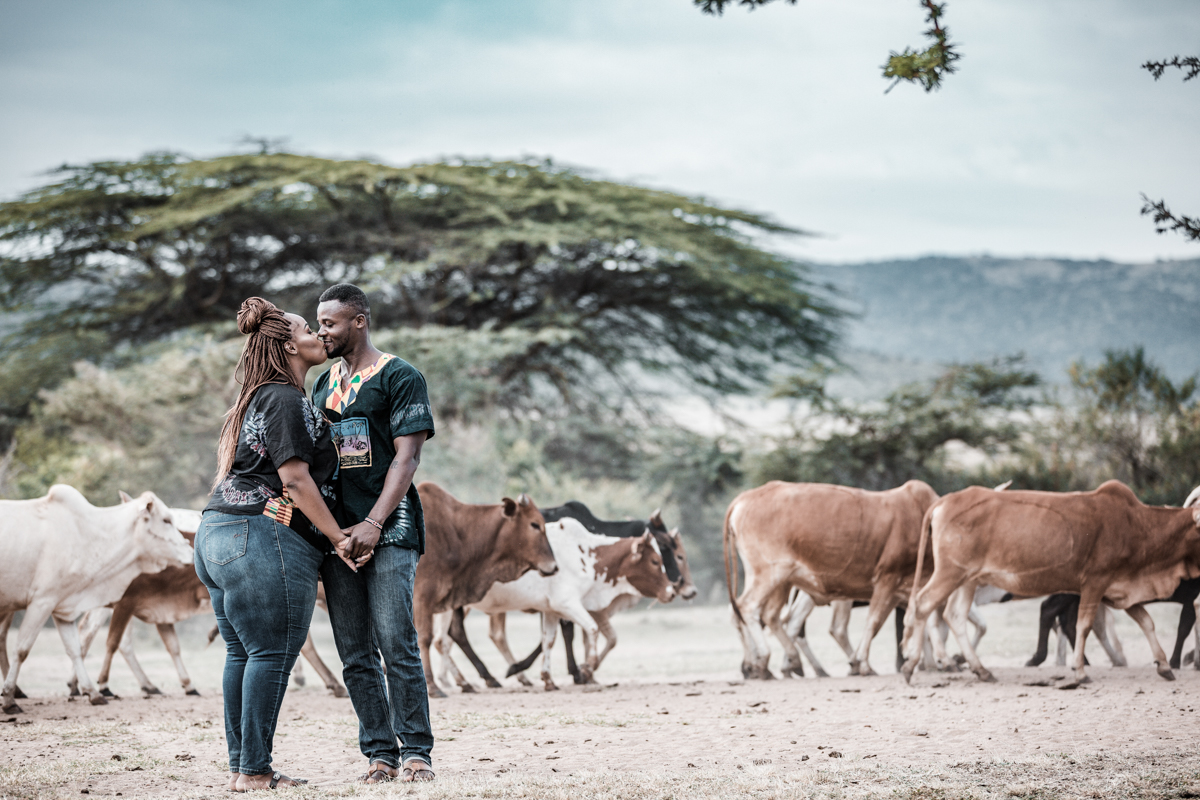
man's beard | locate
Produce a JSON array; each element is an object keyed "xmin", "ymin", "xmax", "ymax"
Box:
[{"xmin": 324, "ymin": 338, "xmax": 348, "ymax": 359}]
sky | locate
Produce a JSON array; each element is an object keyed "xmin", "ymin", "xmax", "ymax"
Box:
[{"xmin": 1, "ymin": 0, "xmax": 1198, "ymax": 264}]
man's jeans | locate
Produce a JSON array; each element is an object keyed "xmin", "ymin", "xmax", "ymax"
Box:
[
  {"xmin": 194, "ymin": 511, "xmax": 322, "ymax": 776},
  {"xmin": 321, "ymin": 545, "xmax": 433, "ymax": 767}
]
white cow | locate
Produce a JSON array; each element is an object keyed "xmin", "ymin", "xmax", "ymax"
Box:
[
  {"xmin": 432, "ymin": 519, "xmax": 676, "ymax": 691},
  {"xmin": 0, "ymin": 485, "xmax": 191, "ymax": 713}
]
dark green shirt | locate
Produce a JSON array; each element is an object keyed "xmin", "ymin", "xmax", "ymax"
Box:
[{"xmin": 311, "ymin": 354, "xmax": 435, "ymax": 554}]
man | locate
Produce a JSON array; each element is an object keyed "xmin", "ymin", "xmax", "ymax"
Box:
[{"xmin": 313, "ymin": 283, "xmax": 435, "ymax": 784}]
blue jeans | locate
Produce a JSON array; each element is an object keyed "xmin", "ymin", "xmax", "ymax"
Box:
[
  {"xmin": 194, "ymin": 511, "xmax": 322, "ymax": 776},
  {"xmin": 321, "ymin": 546, "xmax": 433, "ymax": 767}
]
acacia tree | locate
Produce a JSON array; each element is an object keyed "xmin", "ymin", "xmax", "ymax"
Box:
[{"xmin": 0, "ymin": 152, "xmax": 841, "ymax": 431}]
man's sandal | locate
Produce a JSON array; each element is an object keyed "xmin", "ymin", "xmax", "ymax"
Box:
[
  {"xmin": 401, "ymin": 760, "xmax": 435, "ymax": 782},
  {"xmin": 234, "ymin": 772, "xmax": 308, "ymax": 791},
  {"xmin": 358, "ymin": 764, "xmax": 398, "ymax": 784}
]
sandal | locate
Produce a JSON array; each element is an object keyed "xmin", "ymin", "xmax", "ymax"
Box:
[
  {"xmin": 358, "ymin": 764, "xmax": 398, "ymax": 784},
  {"xmin": 234, "ymin": 771, "xmax": 308, "ymax": 791},
  {"xmin": 401, "ymin": 759, "xmax": 435, "ymax": 783}
]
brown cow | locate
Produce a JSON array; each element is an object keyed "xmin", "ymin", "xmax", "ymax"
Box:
[
  {"xmin": 901, "ymin": 480, "xmax": 1200, "ymax": 687},
  {"xmin": 724, "ymin": 480, "xmax": 938, "ymax": 679},
  {"xmin": 415, "ymin": 482, "xmax": 558, "ymax": 698}
]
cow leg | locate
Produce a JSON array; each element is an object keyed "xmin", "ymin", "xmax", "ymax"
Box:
[
  {"xmin": 1027, "ymin": 595, "xmax": 1062, "ymax": 667},
  {"xmin": 591, "ymin": 611, "xmax": 621, "ymax": 669},
  {"xmin": 732, "ymin": 571, "xmax": 777, "ymax": 680},
  {"xmin": 893, "ymin": 607, "xmax": 907, "ymax": 673},
  {"xmin": 967, "ymin": 603, "xmax": 987, "ymax": 651},
  {"xmin": 849, "ymin": 582, "xmax": 901, "ymax": 676},
  {"xmin": 448, "ymin": 608, "xmax": 502, "ymax": 689},
  {"xmin": 783, "ymin": 590, "xmax": 826, "ymax": 677},
  {"xmin": 488, "ymin": 613, "xmax": 534, "ymax": 687},
  {"xmin": 415, "ymin": 602, "xmax": 445, "ymax": 699},
  {"xmin": 828, "ymin": 600, "xmax": 855, "ymax": 662},
  {"xmin": 1169, "ymin": 597, "xmax": 1195, "ymax": 670},
  {"xmin": 1194, "ymin": 594, "xmax": 1200, "ymax": 670},
  {"xmin": 560, "ymin": 621, "xmax": 582, "ymax": 685},
  {"xmin": 941, "ymin": 583, "xmax": 993, "ymax": 682},
  {"xmin": 921, "ymin": 608, "xmax": 953, "ymax": 671},
  {"xmin": 70, "ymin": 608, "xmax": 109, "ymax": 696},
  {"xmin": 155, "ymin": 624, "xmax": 197, "ymax": 695},
  {"xmin": 554, "ymin": 602, "xmax": 601, "ymax": 683},
  {"xmin": 0, "ymin": 612, "xmax": 24, "ymax": 700},
  {"xmin": 538, "ymin": 614, "xmax": 560, "ymax": 691},
  {"xmin": 1053, "ymin": 619, "xmax": 1071, "ymax": 666},
  {"xmin": 298, "ymin": 631, "xmax": 347, "ymax": 696},
  {"xmin": 291, "ymin": 656, "xmax": 307, "ymax": 687},
  {"xmin": 116, "ymin": 625, "xmax": 160, "ymax": 695},
  {"xmin": 53, "ymin": 615, "xmax": 106, "ymax": 706},
  {"xmin": 3, "ymin": 603, "xmax": 59, "ymax": 712},
  {"xmin": 431, "ymin": 610, "xmax": 474, "ymax": 693},
  {"xmin": 1093, "ymin": 606, "xmax": 1127, "ymax": 667},
  {"xmin": 1061, "ymin": 593, "xmax": 1101, "ymax": 687},
  {"xmin": 902, "ymin": 567, "xmax": 974, "ymax": 684},
  {"xmin": 1123, "ymin": 603, "xmax": 1174, "ymax": 681}
]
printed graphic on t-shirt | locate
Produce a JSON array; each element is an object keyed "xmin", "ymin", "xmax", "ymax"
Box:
[{"xmin": 331, "ymin": 418, "xmax": 371, "ymax": 468}]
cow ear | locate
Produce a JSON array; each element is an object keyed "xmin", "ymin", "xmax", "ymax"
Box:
[
  {"xmin": 118, "ymin": 490, "xmax": 133, "ymax": 503},
  {"xmin": 502, "ymin": 498, "xmax": 518, "ymax": 517},
  {"xmin": 143, "ymin": 498, "xmax": 155, "ymax": 516},
  {"xmin": 649, "ymin": 508, "xmax": 663, "ymax": 527},
  {"xmin": 1184, "ymin": 486, "xmax": 1200, "ymax": 509},
  {"xmin": 669, "ymin": 527, "xmax": 681, "ymax": 544}
]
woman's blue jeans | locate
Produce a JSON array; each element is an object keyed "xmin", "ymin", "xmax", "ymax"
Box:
[
  {"xmin": 194, "ymin": 511, "xmax": 322, "ymax": 776},
  {"xmin": 321, "ymin": 545, "xmax": 433, "ymax": 768}
]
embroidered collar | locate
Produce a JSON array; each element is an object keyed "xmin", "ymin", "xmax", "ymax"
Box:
[{"xmin": 325, "ymin": 353, "xmax": 394, "ymax": 414}]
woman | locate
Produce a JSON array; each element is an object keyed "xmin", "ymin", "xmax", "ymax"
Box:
[{"xmin": 195, "ymin": 297, "xmax": 364, "ymax": 791}]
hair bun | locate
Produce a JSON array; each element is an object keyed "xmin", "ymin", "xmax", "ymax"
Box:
[{"xmin": 237, "ymin": 297, "xmax": 277, "ymax": 335}]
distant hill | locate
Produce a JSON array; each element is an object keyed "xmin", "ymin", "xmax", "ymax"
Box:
[{"xmin": 812, "ymin": 256, "xmax": 1200, "ymax": 391}]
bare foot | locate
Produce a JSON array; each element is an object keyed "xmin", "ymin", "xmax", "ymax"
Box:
[
  {"xmin": 227, "ymin": 774, "xmax": 239, "ymax": 792},
  {"xmin": 401, "ymin": 759, "xmax": 435, "ymax": 782}
]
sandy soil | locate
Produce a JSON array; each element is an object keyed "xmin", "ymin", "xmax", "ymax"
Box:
[{"xmin": 3, "ymin": 604, "xmax": 1200, "ymax": 798}]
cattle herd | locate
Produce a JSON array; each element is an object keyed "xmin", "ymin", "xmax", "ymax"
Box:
[
  {"xmin": 2, "ymin": 475, "xmax": 1199, "ymax": 716},
  {"xmin": 725, "ymin": 478, "xmax": 1200, "ymax": 689}
]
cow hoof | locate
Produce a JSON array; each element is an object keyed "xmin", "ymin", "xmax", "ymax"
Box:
[
  {"xmin": 144, "ymin": 687, "xmax": 163, "ymax": 696},
  {"xmin": 858, "ymin": 663, "xmax": 877, "ymax": 677},
  {"xmin": 813, "ymin": 668, "xmax": 830, "ymax": 679},
  {"xmin": 185, "ymin": 689, "xmax": 201, "ymax": 697},
  {"xmin": 1157, "ymin": 663, "xmax": 1176, "ymax": 681},
  {"xmin": 427, "ymin": 685, "xmax": 447, "ymax": 699},
  {"xmin": 88, "ymin": 694, "xmax": 108, "ymax": 706},
  {"xmin": 331, "ymin": 685, "xmax": 349, "ymax": 698},
  {"xmin": 975, "ymin": 669, "xmax": 997, "ymax": 683},
  {"xmin": 516, "ymin": 675, "xmax": 533, "ymax": 687},
  {"xmin": 13, "ymin": 687, "xmax": 27, "ymax": 700},
  {"xmin": 484, "ymin": 678, "xmax": 502, "ymax": 689},
  {"xmin": 67, "ymin": 683, "xmax": 80, "ymax": 697},
  {"xmin": 543, "ymin": 684, "xmax": 559, "ymax": 692},
  {"xmin": 2, "ymin": 701, "xmax": 22, "ymax": 714},
  {"xmin": 1024, "ymin": 658, "xmax": 1043, "ymax": 667},
  {"xmin": 100, "ymin": 688, "xmax": 116, "ymax": 698},
  {"xmin": 901, "ymin": 660, "xmax": 917, "ymax": 684},
  {"xmin": 459, "ymin": 684, "xmax": 477, "ymax": 694},
  {"xmin": 953, "ymin": 654, "xmax": 968, "ymax": 666}
]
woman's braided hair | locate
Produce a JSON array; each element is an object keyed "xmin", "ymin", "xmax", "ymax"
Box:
[{"xmin": 213, "ymin": 297, "xmax": 300, "ymax": 489}]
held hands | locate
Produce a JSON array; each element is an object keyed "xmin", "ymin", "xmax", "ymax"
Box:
[
  {"xmin": 332, "ymin": 526, "xmax": 375, "ymax": 572},
  {"xmin": 338, "ymin": 520, "xmax": 382, "ymax": 563}
]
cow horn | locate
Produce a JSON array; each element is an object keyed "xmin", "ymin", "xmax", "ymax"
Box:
[
  {"xmin": 993, "ymin": 480, "xmax": 1012, "ymax": 492},
  {"xmin": 118, "ymin": 490, "xmax": 133, "ymax": 503},
  {"xmin": 518, "ymin": 493, "xmax": 531, "ymax": 507},
  {"xmin": 649, "ymin": 508, "xmax": 663, "ymax": 526},
  {"xmin": 1184, "ymin": 486, "xmax": 1200, "ymax": 509}
]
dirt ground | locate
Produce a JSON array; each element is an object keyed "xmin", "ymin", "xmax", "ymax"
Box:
[{"xmin": 3, "ymin": 603, "xmax": 1200, "ymax": 799}]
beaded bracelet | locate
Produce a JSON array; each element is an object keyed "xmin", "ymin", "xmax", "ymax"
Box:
[{"xmin": 363, "ymin": 516, "xmax": 384, "ymax": 532}]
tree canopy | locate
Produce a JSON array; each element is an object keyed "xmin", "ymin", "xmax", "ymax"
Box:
[
  {"xmin": 0, "ymin": 152, "xmax": 841, "ymax": 427},
  {"xmin": 1140, "ymin": 56, "xmax": 1200, "ymax": 243}
]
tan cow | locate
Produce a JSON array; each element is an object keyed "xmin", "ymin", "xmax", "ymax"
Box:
[
  {"xmin": 901, "ymin": 481, "xmax": 1200, "ymax": 687},
  {"xmin": 724, "ymin": 480, "xmax": 938, "ymax": 679},
  {"xmin": 415, "ymin": 482, "xmax": 558, "ymax": 698},
  {"xmin": 0, "ymin": 486, "xmax": 191, "ymax": 713}
]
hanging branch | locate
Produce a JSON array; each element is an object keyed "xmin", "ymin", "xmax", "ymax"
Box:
[
  {"xmin": 1140, "ymin": 195, "xmax": 1200, "ymax": 242},
  {"xmin": 1142, "ymin": 56, "xmax": 1200, "ymax": 82},
  {"xmin": 881, "ymin": 1, "xmax": 961, "ymax": 93}
]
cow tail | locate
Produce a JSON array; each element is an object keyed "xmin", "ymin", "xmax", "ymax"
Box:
[
  {"xmin": 910, "ymin": 502, "xmax": 936, "ymax": 612},
  {"xmin": 724, "ymin": 500, "xmax": 744, "ymax": 624}
]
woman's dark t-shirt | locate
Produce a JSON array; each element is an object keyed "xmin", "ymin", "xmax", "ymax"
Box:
[{"xmin": 204, "ymin": 383, "xmax": 339, "ymax": 547}]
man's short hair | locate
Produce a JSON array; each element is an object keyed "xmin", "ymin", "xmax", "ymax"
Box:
[{"xmin": 319, "ymin": 283, "xmax": 371, "ymax": 323}]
